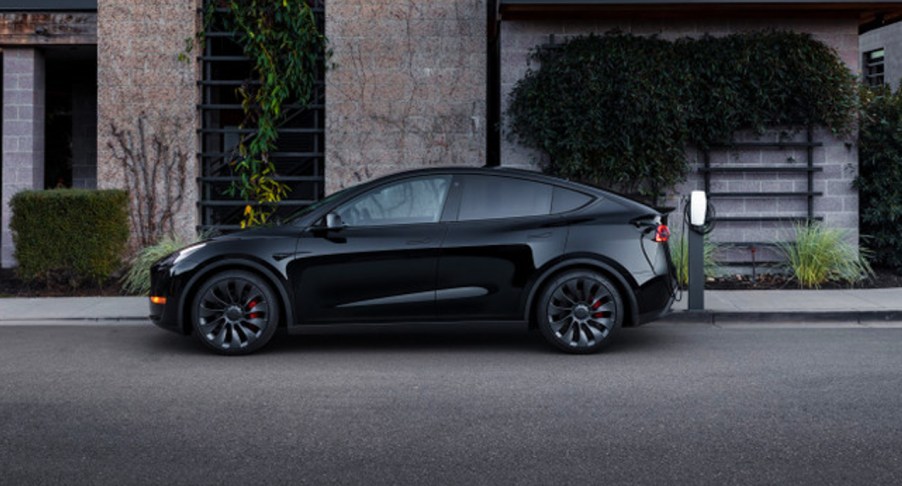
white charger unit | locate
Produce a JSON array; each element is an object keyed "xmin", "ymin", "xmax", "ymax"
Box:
[{"xmin": 690, "ymin": 190, "xmax": 707, "ymax": 227}]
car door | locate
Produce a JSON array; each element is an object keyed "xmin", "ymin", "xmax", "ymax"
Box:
[
  {"xmin": 291, "ymin": 175, "xmax": 453, "ymax": 324},
  {"xmin": 436, "ymin": 174, "xmax": 569, "ymax": 320}
]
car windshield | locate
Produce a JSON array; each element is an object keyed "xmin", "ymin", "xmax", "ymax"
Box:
[{"xmin": 281, "ymin": 186, "xmax": 354, "ymax": 224}]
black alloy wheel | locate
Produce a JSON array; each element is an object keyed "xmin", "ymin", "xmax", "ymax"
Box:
[
  {"xmin": 191, "ymin": 270, "xmax": 280, "ymax": 355},
  {"xmin": 537, "ymin": 270, "xmax": 623, "ymax": 354}
]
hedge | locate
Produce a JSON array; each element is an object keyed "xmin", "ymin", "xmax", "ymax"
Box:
[
  {"xmin": 856, "ymin": 86, "xmax": 902, "ymax": 273},
  {"xmin": 10, "ymin": 189, "xmax": 129, "ymax": 285},
  {"xmin": 507, "ymin": 31, "xmax": 858, "ymax": 202}
]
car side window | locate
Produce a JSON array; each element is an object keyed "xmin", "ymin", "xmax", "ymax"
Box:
[
  {"xmin": 457, "ymin": 175, "xmax": 553, "ymax": 221},
  {"xmin": 336, "ymin": 176, "xmax": 451, "ymax": 227},
  {"xmin": 552, "ymin": 186, "xmax": 593, "ymax": 214}
]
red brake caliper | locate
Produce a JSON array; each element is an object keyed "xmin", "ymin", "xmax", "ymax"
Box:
[
  {"xmin": 591, "ymin": 299, "xmax": 607, "ymax": 319},
  {"xmin": 247, "ymin": 300, "xmax": 259, "ymax": 319}
]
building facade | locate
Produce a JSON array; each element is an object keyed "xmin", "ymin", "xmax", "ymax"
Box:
[
  {"xmin": 861, "ymin": 20, "xmax": 902, "ymax": 89},
  {"xmin": 2, "ymin": 0, "xmax": 902, "ymax": 268}
]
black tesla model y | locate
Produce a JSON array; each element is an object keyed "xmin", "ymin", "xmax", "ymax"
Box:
[{"xmin": 150, "ymin": 167, "xmax": 676, "ymax": 354}]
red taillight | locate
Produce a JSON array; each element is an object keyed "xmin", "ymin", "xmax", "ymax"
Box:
[
  {"xmin": 150, "ymin": 296, "xmax": 167, "ymax": 305},
  {"xmin": 654, "ymin": 224, "xmax": 670, "ymax": 243}
]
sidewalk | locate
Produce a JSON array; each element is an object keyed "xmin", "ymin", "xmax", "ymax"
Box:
[
  {"xmin": 667, "ymin": 288, "xmax": 902, "ymax": 323},
  {"xmin": 0, "ymin": 290, "xmax": 901, "ymax": 324},
  {"xmin": 0, "ymin": 296, "xmax": 146, "ymax": 324}
]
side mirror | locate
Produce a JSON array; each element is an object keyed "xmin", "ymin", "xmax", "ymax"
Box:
[{"xmin": 325, "ymin": 212, "xmax": 345, "ymax": 230}]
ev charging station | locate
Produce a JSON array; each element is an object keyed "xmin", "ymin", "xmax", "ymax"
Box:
[{"xmin": 688, "ymin": 190, "xmax": 709, "ymax": 311}]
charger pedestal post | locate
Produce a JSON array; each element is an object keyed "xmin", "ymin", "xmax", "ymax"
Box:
[{"xmin": 688, "ymin": 191, "xmax": 707, "ymax": 311}]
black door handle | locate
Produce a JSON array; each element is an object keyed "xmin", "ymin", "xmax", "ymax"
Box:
[
  {"xmin": 528, "ymin": 231, "xmax": 552, "ymax": 239},
  {"xmin": 406, "ymin": 237, "xmax": 433, "ymax": 245}
]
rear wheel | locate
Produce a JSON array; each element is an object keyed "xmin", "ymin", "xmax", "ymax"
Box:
[
  {"xmin": 537, "ymin": 270, "xmax": 623, "ymax": 354},
  {"xmin": 190, "ymin": 270, "xmax": 280, "ymax": 355}
]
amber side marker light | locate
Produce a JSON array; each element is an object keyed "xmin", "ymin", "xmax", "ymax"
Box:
[
  {"xmin": 150, "ymin": 296, "xmax": 167, "ymax": 305},
  {"xmin": 654, "ymin": 224, "xmax": 670, "ymax": 243}
]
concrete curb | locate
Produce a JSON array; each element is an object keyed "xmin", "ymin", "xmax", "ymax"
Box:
[
  {"xmin": 662, "ymin": 310, "xmax": 902, "ymax": 324},
  {"xmin": 0, "ymin": 317, "xmax": 149, "ymax": 326}
]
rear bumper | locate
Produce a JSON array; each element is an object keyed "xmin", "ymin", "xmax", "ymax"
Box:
[{"xmin": 636, "ymin": 273, "xmax": 676, "ymax": 325}]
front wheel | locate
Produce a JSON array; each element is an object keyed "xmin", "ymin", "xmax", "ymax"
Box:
[
  {"xmin": 537, "ymin": 270, "xmax": 623, "ymax": 354},
  {"xmin": 191, "ymin": 270, "xmax": 280, "ymax": 355}
]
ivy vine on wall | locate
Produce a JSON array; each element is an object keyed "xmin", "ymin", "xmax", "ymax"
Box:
[
  {"xmin": 188, "ymin": 0, "xmax": 328, "ymax": 228},
  {"xmin": 506, "ymin": 31, "xmax": 858, "ymax": 203}
]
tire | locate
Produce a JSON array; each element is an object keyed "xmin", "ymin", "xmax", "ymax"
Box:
[
  {"xmin": 190, "ymin": 270, "xmax": 280, "ymax": 355},
  {"xmin": 536, "ymin": 270, "xmax": 623, "ymax": 354}
]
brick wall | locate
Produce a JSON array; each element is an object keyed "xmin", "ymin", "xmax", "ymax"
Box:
[
  {"xmin": 325, "ymin": 0, "xmax": 486, "ymax": 193},
  {"xmin": 500, "ymin": 14, "xmax": 861, "ymax": 262},
  {"xmin": 1, "ymin": 48, "xmax": 45, "ymax": 268},
  {"xmin": 97, "ymin": 0, "xmax": 198, "ymax": 242}
]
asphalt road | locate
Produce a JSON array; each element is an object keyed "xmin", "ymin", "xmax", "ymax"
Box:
[{"xmin": 1, "ymin": 321, "xmax": 901, "ymax": 485}]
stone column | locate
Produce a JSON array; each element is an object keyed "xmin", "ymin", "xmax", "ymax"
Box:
[{"xmin": 2, "ymin": 48, "xmax": 45, "ymax": 268}]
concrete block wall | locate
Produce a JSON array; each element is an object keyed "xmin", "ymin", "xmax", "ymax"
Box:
[
  {"xmin": 325, "ymin": 0, "xmax": 486, "ymax": 193},
  {"xmin": 97, "ymin": 0, "xmax": 198, "ymax": 243},
  {"xmin": 1, "ymin": 48, "xmax": 45, "ymax": 268},
  {"xmin": 668, "ymin": 127, "xmax": 858, "ymax": 265},
  {"xmin": 500, "ymin": 14, "xmax": 861, "ymax": 263}
]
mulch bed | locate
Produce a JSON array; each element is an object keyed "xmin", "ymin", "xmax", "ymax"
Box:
[
  {"xmin": 706, "ymin": 267, "xmax": 902, "ymax": 290},
  {"xmin": 0, "ymin": 268, "xmax": 124, "ymax": 297}
]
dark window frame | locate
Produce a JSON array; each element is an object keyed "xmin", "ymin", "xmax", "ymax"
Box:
[
  {"xmin": 864, "ymin": 47, "xmax": 886, "ymax": 87},
  {"xmin": 198, "ymin": 0, "xmax": 326, "ymax": 232}
]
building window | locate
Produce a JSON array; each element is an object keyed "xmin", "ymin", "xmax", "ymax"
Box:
[{"xmin": 864, "ymin": 48, "xmax": 885, "ymax": 87}]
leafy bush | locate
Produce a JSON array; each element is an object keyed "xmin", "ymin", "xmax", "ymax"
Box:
[
  {"xmin": 121, "ymin": 234, "xmax": 200, "ymax": 295},
  {"xmin": 507, "ymin": 31, "xmax": 857, "ymax": 202},
  {"xmin": 669, "ymin": 234, "xmax": 719, "ymax": 288},
  {"xmin": 777, "ymin": 223, "xmax": 872, "ymax": 288},
  {"xmin": 856, "ymin": 85, "xmax": 902, "ymax": 272},
  {"xmin": 10, "ymin": 189, "xmax": 129, "ymax": 286}
]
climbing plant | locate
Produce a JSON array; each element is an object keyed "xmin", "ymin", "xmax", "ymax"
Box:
[
  {"xmin": 189, "ymin": 0, "xmax": 328, "ymax": 228},
  {"xmin": 507, "ymin": 31, "xmax": 858, "ymax": 203}
]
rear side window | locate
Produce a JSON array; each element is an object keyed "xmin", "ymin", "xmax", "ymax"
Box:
[
  {"xmin": 552, "ymin": 186, "xmax": 593, "ymax": 214},
  {"xmin": 458, "ymin": 175, "xmax": 553, "ymax": 221}
]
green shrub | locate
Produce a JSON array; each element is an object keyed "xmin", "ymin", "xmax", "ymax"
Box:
[
  {"xmin": 856, "ymin": 85, "xmax": 902, "ymax": 272},
  {"xmin": 121, "ymin": 234, "xmax": 204, "ymax": 295},
  {"xmin": 669, "ymin": 234, "xmax": 719, "ymax": 288},
  {"xmin": 10, "ymin": 189, "xmax": 129, "ymax": 286},
  {"xmin": 777, "ymin": 223, "xmax": 872, "ymax": 288},
  {"xmin": 507, "ymin": 31, "xmax": 857, "ymax": 203}
]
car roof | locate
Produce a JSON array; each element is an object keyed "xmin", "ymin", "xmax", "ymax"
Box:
[
  {"xmin": 379, "ymin": 165, "xmax": 601, "ymax": 192},
  {"xmin": 383, "ymin": 166, "xmax": 665, "ymax": 214}
]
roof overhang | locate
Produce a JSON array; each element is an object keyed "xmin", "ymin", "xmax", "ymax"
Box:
[
  {"xmin": 499, "ymin": 1, "xmax": 902, "ymax": 33},
  {"xmin": 0, "ymin": 1, "xmax": 96, "ymax": 12}
]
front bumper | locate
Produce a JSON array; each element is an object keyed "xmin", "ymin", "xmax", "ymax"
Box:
[{"xmin": 149, "ymin": 262, "xmax": 187, "ymax": 334}]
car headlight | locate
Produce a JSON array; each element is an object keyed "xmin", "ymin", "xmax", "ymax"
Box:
[{"xmin": 172, "ymin": 243, "xmax": 206, "ymax": 265}]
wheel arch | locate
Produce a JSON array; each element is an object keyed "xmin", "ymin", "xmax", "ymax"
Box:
[
  {"xmin": 177, "ymin": 258, "xmax": 294, "ymax": 334},
  {"xmin": 523, "ymin": 257, "xmax": 639, "ymax": 329}
]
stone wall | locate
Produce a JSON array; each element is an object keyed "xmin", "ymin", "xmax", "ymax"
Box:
[
  {"xmin": 325, "ymin": 0, "xmax": 486, "ymax": 193},
  {"xmin": 500, "ymin": 14, "xmax": 861, "ymax": 262},
  {"xmin": 97, "ymin": 0, "xmax": 198, "ymax": 243}
]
